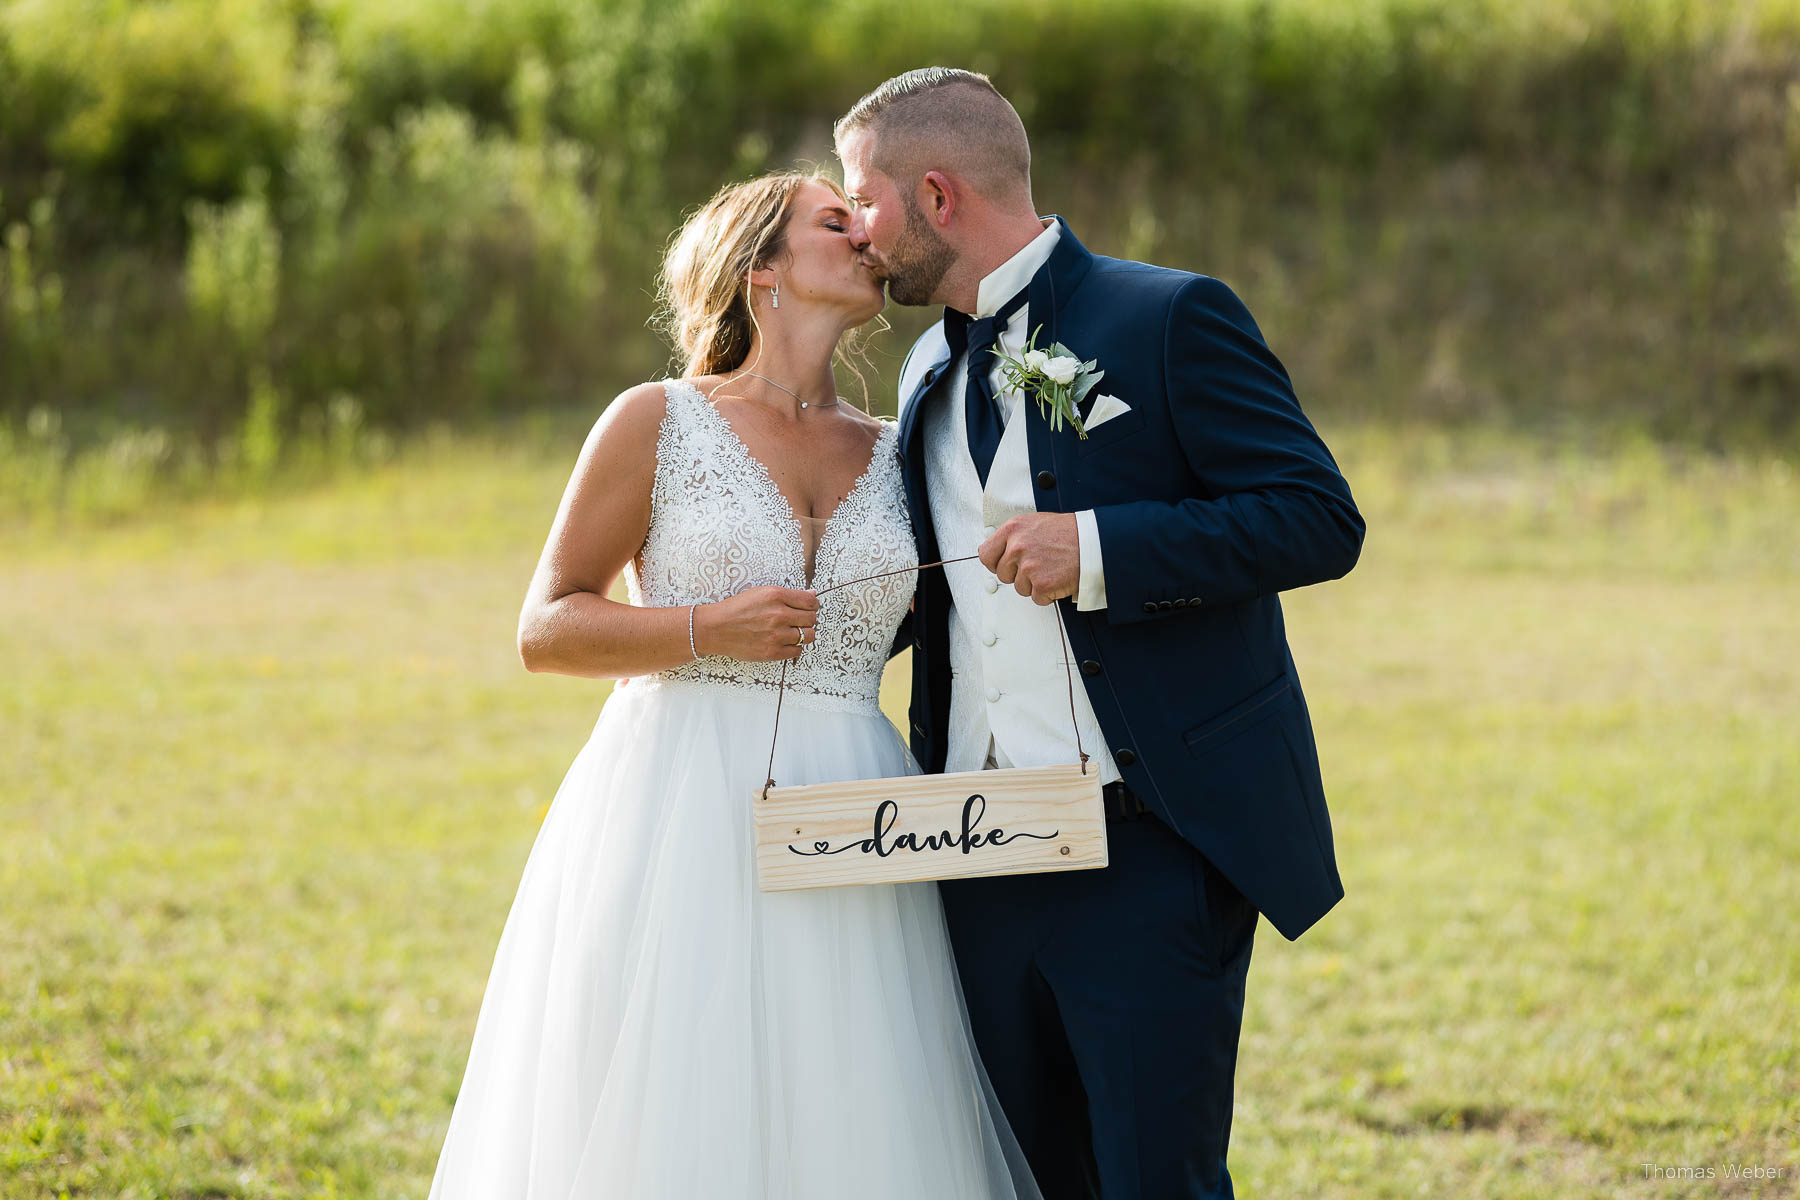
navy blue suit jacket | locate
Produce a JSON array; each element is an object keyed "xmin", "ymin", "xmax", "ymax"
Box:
[{"xmin": 893, "ymin": 218, "xmax": 1364, "ymax": 941}]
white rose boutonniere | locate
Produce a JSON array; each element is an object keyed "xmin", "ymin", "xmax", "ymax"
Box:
[{"xmin": 992, "ymin": 326, "xmax": 1105, "ymax": 438}]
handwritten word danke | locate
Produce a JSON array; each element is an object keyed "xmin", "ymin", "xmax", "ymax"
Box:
[{"xmin": 790, "ymin": 794, "xmax": 1059, "ymax": 860}]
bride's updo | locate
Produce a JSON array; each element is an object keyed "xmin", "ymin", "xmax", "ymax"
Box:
[{"xmin": 658, "ymin": 171, "xmax": 845, "ymax": 378}]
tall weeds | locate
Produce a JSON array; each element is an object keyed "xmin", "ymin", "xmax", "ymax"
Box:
[{"xmin": 0, "ymin": 0, "xmax": 1796, "ymax": 509}]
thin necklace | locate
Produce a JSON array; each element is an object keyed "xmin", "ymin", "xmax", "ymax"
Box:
[{"xmin": 735, "ymin": 370, "xmax": 840, "ymax": 409}]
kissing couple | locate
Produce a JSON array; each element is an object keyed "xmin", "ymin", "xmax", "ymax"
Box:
[{"xmin": 427, "ymin": 67, "xmax": 1363, "ymax": 1200}]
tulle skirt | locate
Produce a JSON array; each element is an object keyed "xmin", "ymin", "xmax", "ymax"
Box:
[{"xmin": 426, "ymin": 675, "xmax": 1041, "ymax": 1200}]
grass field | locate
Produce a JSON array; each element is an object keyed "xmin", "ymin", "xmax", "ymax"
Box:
[{"xmin": 3, "ymin": 424, "xmax": 1797, "ymax": 1198}]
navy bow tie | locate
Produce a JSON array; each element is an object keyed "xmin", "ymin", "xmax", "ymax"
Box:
[{"xmin": 943, "ymin": 286, "xmax": 1032, "ymax": 488}]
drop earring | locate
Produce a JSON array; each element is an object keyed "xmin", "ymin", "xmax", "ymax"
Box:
[{"xmin": 771, "ymin": 283, "xmax": 780, "ymax": 310}]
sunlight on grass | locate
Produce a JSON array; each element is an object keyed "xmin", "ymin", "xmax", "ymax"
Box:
[{"xmin": 2, "ymin": 423, "xmax": 1796, "ymax": 1197}]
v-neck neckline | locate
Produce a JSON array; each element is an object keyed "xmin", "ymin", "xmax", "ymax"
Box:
[{"xmin": 674, "ymin": 380, "xmax": 895, "ymax": 585}]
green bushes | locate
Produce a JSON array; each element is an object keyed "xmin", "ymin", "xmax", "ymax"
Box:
[
  {"xmin": 2, "ymin": 26, "xmax": 610, "ymax": 429},
  {"xmin": 2, "ymin": 187, "xmax": 63, "ymax": 395},
  {"xmin": 0, "ymin": 0, "xmax": 1797, "ymax": 498},
  {"xmin": 1787, "ymin": 190, "xmax": 1800, "ymax": 310},
  {"xmin": 8, "ymin": 0, "xmax": 1796, "ymax": 218},
  {"xmin": 278, "ymin": 101, "xmax": 602, "ymax": 423},
  {"xmin": 2, "ymin": 0, "xmax": 298, "ymax": 223}
]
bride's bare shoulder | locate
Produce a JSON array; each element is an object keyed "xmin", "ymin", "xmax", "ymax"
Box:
[
  {"xmin": 612, "ymin": 378, "xmax": 681, "ymax": 414},
  {"xmin": 594, "ymin": 379, "xmax": 682, "ymax": 434},
  {"xmin": 569, "ymin": 381, "xmax": 680, "ymax": 474}
]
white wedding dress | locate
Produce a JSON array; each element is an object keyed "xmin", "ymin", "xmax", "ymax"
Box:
[{"xmin": 427, "ymin": 379, "xmax": 1041, "ymax": 1199}]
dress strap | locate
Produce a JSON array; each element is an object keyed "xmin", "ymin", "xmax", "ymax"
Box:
[{"xmin": 650, "ymin": 379, "xmax": 726, "ymax": 501}]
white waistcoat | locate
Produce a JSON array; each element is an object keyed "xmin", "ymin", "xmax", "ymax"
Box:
[{"xmin": 922, "ymin": 381, "xmax": 1121, "ymax": 783}]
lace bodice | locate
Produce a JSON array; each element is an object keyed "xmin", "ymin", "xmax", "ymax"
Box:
[{"xmin": 624, "ymin": 379, "xmax": 917, "ymax": 714}]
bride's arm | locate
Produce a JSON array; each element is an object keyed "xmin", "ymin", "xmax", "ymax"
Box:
[{"xmin": 516, "ymin": 383, "xmax": 819, "ymax": 679}]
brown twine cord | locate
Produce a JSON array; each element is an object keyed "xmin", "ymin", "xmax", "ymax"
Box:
[{"xmin": 760, "ymin": 555, "xmax": 1091, "ymax": 799}]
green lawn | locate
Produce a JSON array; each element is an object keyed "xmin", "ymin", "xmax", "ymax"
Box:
[{"xmin": 3, "ymin": 425, "xmax": 1796, "ymax": 1198}]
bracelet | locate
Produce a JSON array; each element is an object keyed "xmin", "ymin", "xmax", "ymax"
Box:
[{"xmin": 688, "ymin": 603, "xmax": 700, "ymax": 660}]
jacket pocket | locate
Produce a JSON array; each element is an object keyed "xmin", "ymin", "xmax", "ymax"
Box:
[
  {"xmin": 1181, "ymin": 673, "xmax": 1294, "ymax": 756},
  {"xmin": 1074, "ymin": 405, "xmax": 1146, "ymax": 454}
]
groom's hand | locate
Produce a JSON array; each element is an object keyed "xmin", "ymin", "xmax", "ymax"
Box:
[{"xmin": 978, "ymin": 513, "xmax": 1080, "ymax": 606}]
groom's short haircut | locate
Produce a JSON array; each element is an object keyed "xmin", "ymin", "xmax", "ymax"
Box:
[{"xmin": 834, "ymin": 68, "xmax": 1032, "ymax": 205}]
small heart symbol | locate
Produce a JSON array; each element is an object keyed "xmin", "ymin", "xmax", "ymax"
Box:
[{"xmin": 814, "ymin": 841, "xmax": 830, "ymax": 852}]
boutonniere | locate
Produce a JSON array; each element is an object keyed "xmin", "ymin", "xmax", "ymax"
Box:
[{"xmin": 992, "ymin": 326, "xmax": 1107, "ymax": 439}]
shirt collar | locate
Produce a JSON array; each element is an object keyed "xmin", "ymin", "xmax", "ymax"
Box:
[{"xmin": 972, "ymin": 218, "xmax": 1060, "ymax": 318}]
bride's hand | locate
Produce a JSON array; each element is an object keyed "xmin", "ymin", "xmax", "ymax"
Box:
[{"xmin": 693, "ymin": 587, "xmax": 820, "ymax": 662}]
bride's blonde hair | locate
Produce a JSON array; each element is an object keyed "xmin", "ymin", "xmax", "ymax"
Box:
[{"xmin": 656, "ymin": 170, "xmax": 879, "ymax": 404}]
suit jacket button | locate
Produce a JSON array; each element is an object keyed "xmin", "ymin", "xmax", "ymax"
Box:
[
  {"xmin": 1158, "ymin": 600, "xmax": 1175, "ymax": 611},
  {"xmin": 1115, "ymin": 748, "xmax": 1137, "ymax": 767},
  {"xmin": 1190, "ymin": 597, "xmax": 1203, "ymax": 606},
  {"xmin": 1080, "ymin": 659, "xmax": 1101, "ymax": 676},
  {"xmin": 1036, "ymin": 470, "xmax": 1057, "ymax": 490},
  {"xmin": 1142, "ymin": 601, "xmax": 1157, "ymax": 614},
  {"xmin": 1173, "ymin": 598, "xmax": 1188, "ymax": 609}
]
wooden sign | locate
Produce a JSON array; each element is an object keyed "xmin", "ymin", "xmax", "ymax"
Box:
[{"xmin": 754, "ymin": 762, "xmax": 1108, "ymax": 892}]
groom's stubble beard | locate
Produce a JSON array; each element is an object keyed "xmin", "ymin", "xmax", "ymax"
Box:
[{"xmin": 878, "ymin": 197, "xmax": 957, "ymax": 307}]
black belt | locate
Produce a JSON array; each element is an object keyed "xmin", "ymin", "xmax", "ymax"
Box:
[{"xmin": 1103, "ymin": 780, "xmax": 1152, "ymax": 823}]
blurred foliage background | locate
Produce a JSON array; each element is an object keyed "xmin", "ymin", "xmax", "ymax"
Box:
[
  {"xmin": 2, "ymin": 0, "xmax": 1799, "ymax": 519},
  {"xmin": 6, "ymin": 5, "xmax": 1799, "ymax": 1195}
]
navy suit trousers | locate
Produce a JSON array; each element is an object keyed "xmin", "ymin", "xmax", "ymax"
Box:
[{"xmin": 939, "ymin": 815, "xmax": 1258, "ymax": 1200}]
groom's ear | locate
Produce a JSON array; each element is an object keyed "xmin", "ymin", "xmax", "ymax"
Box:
[{"xmin": 919, "ymin": 170, "xmax": 956, "ymax": 227}]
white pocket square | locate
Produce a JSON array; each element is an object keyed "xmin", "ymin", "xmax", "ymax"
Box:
[{"xmin": 1085, "ymin": 393, "xmax": 1132, "ymax": 429}]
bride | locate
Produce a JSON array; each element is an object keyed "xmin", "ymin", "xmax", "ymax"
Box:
[{"xmin": 426, "ymin": 172, "xmax": 1041, "ymax": 1199}]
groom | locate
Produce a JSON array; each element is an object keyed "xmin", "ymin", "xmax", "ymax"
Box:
[{"xmin": 837, "ymin": 70, "xmax": 1364, "ymax": 1198}]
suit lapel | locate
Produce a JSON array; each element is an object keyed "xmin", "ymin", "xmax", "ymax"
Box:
[
  {"xmin": 1022, "ymin": 216, "xmax": 1097, "ymax": 489},
  {"xmin": 897, "ymin": 337, "xmax": 953, "ymax": 562},
  {"xmin": 897, "ymin": 345, "xmax": 951, "ymax": 468}
]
